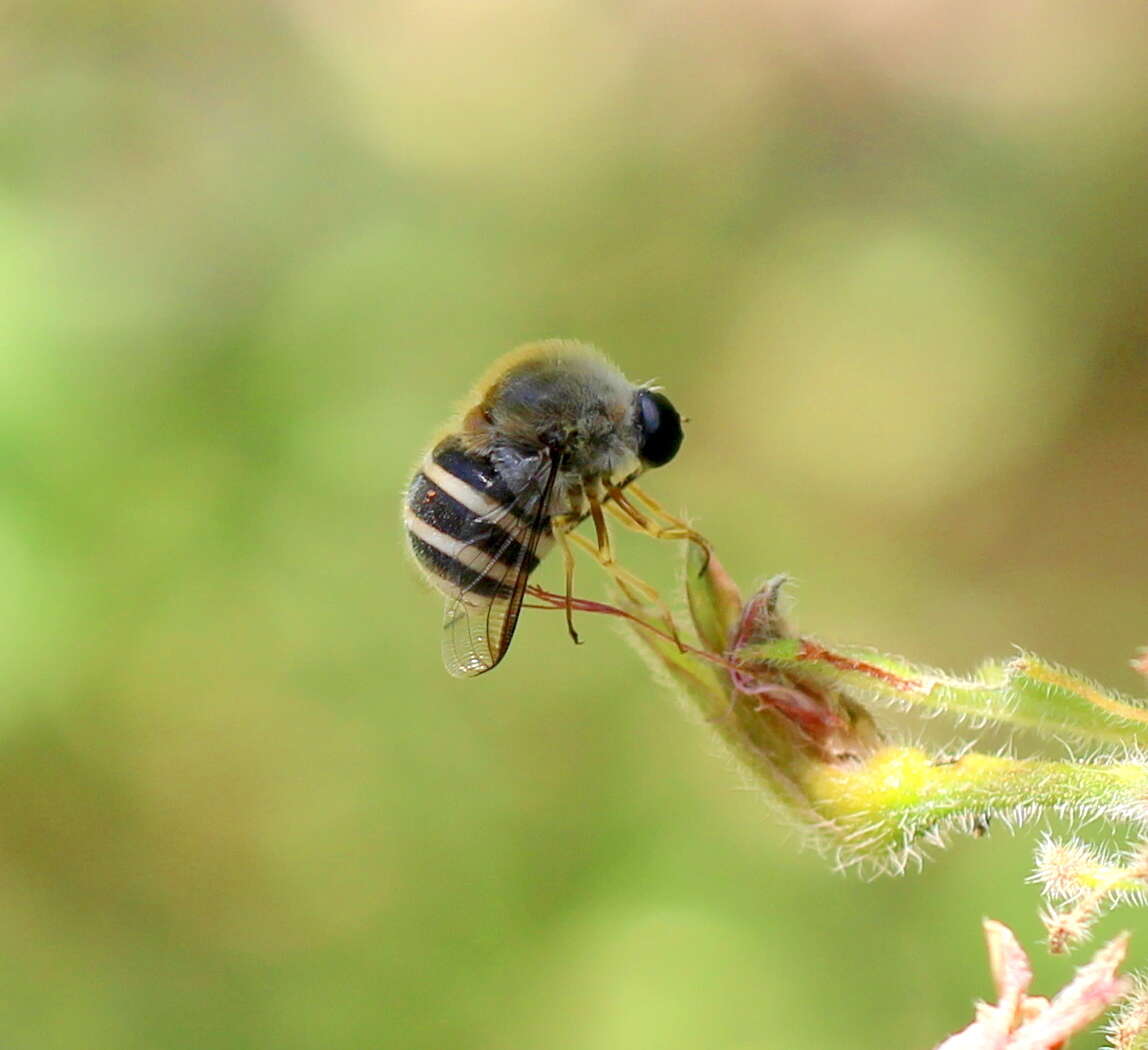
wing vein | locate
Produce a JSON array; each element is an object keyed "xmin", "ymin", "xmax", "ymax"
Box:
[{"xmin": 439, "ymin": 450, "xmax": 559, "ymax": 677}]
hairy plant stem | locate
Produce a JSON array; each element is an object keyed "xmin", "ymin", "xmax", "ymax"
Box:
[{"xmin": 621, "ymin": 543, "xmax": 1148, "ymax": 869}]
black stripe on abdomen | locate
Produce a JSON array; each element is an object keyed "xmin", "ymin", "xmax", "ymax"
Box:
[
  {"xmin": 407, "ymin": 533, "xmax": 515, "ymax": 599},
  {"xmin": 431, "ymin": 437, "xmax": 547, "ymax": 524},
  {"xmin": 407, "ymin": 471, "xmax": 542, "ymax": 572}
]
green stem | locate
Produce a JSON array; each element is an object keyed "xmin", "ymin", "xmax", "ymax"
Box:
[
  {"xmin": 742, "ymin": 640, "xmax": 1148, "ymax": 747},
  {"xmin": 802, "ymin": 747, "xmax": 1148, "ymax": 867}
]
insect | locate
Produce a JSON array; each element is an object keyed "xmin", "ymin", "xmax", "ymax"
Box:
[{"xmin": 404, "ymin": 340, "xmax": 706, "ymax": 677}]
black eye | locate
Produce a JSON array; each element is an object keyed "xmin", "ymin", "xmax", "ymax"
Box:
[{"xmin": 634, "ymin": 389, "xmax": 683, "ymax": 467}]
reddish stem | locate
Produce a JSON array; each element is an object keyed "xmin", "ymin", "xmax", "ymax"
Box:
[
  {"xmin": 527, "ymin": 586, "xmax": 848, "ymax": 743},
  {"xmin": 524, "ymin": 586, "xmax": 739, "ymax": 673}
]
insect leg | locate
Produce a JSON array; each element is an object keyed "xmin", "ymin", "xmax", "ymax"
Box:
[
  {"xmin": 606, "ymin": 484, "xmax": 710, "ymax": 567},
  {"xmin": 552, "ymin": 520, "xmax": 582, "ymax": 645},
  {"xmin": 565, "ymin": 532, "xmax": 650, "ymax": 604},
  {"xmin": 588, "ymin": 489, "xmax": 614, "ymax": 564},
  {"xmin": 575, "ymin": 493, "xmax": 686, "ymax": 652}
]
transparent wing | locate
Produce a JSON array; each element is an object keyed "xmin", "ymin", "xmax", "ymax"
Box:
[{"xmin": 441, "ymin": 452, "xmax": 560, "ymax": 678}]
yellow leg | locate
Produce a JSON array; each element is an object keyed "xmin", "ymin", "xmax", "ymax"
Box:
[
  {"xmin": 588, "ymin": 493, "xmax": 614, "ymax": 565},
  {"xmin": 604, "ymin": 499, "xmax": 700, "ymax": 546},
  {"xmin": 553, "ymin": 525, "xmax": 582, "ymax": 645},
  {"xmin": 569, "ymin": 495, "xmax": 686, "ymax": 652},
  {"xmin": 610, "ymin": 484, "xmax": 706, "ymax": 543},
  {"xmin": 566, "ymin": 532, "xmax": 650, "ymax": 604},
  {"xmin": 626, "ymin": 482, "xmax": 691, "ymax": 526},
  {"xmin": 607, "ymin": 484, "xmax": 710, "ymax": 568}
]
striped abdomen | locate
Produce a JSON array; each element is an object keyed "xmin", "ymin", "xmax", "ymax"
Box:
[{"xmin": 404, "ymin": 436, "xmax": 554, "ymax": 606}]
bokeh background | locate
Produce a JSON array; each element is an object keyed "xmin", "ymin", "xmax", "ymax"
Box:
[{"xmin": 4, "ymin": 2, "xmax": 1148, "ymax": 1047}]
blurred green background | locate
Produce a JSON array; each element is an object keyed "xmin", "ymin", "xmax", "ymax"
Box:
[{"xmin": 4, "ymin": 2, "xmax": 1148, "ymax": 1047}]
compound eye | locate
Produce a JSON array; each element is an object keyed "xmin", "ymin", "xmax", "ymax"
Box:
[{"xmin": 634, "ymin": 389, "xmax": 683, "ymax": 467}]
